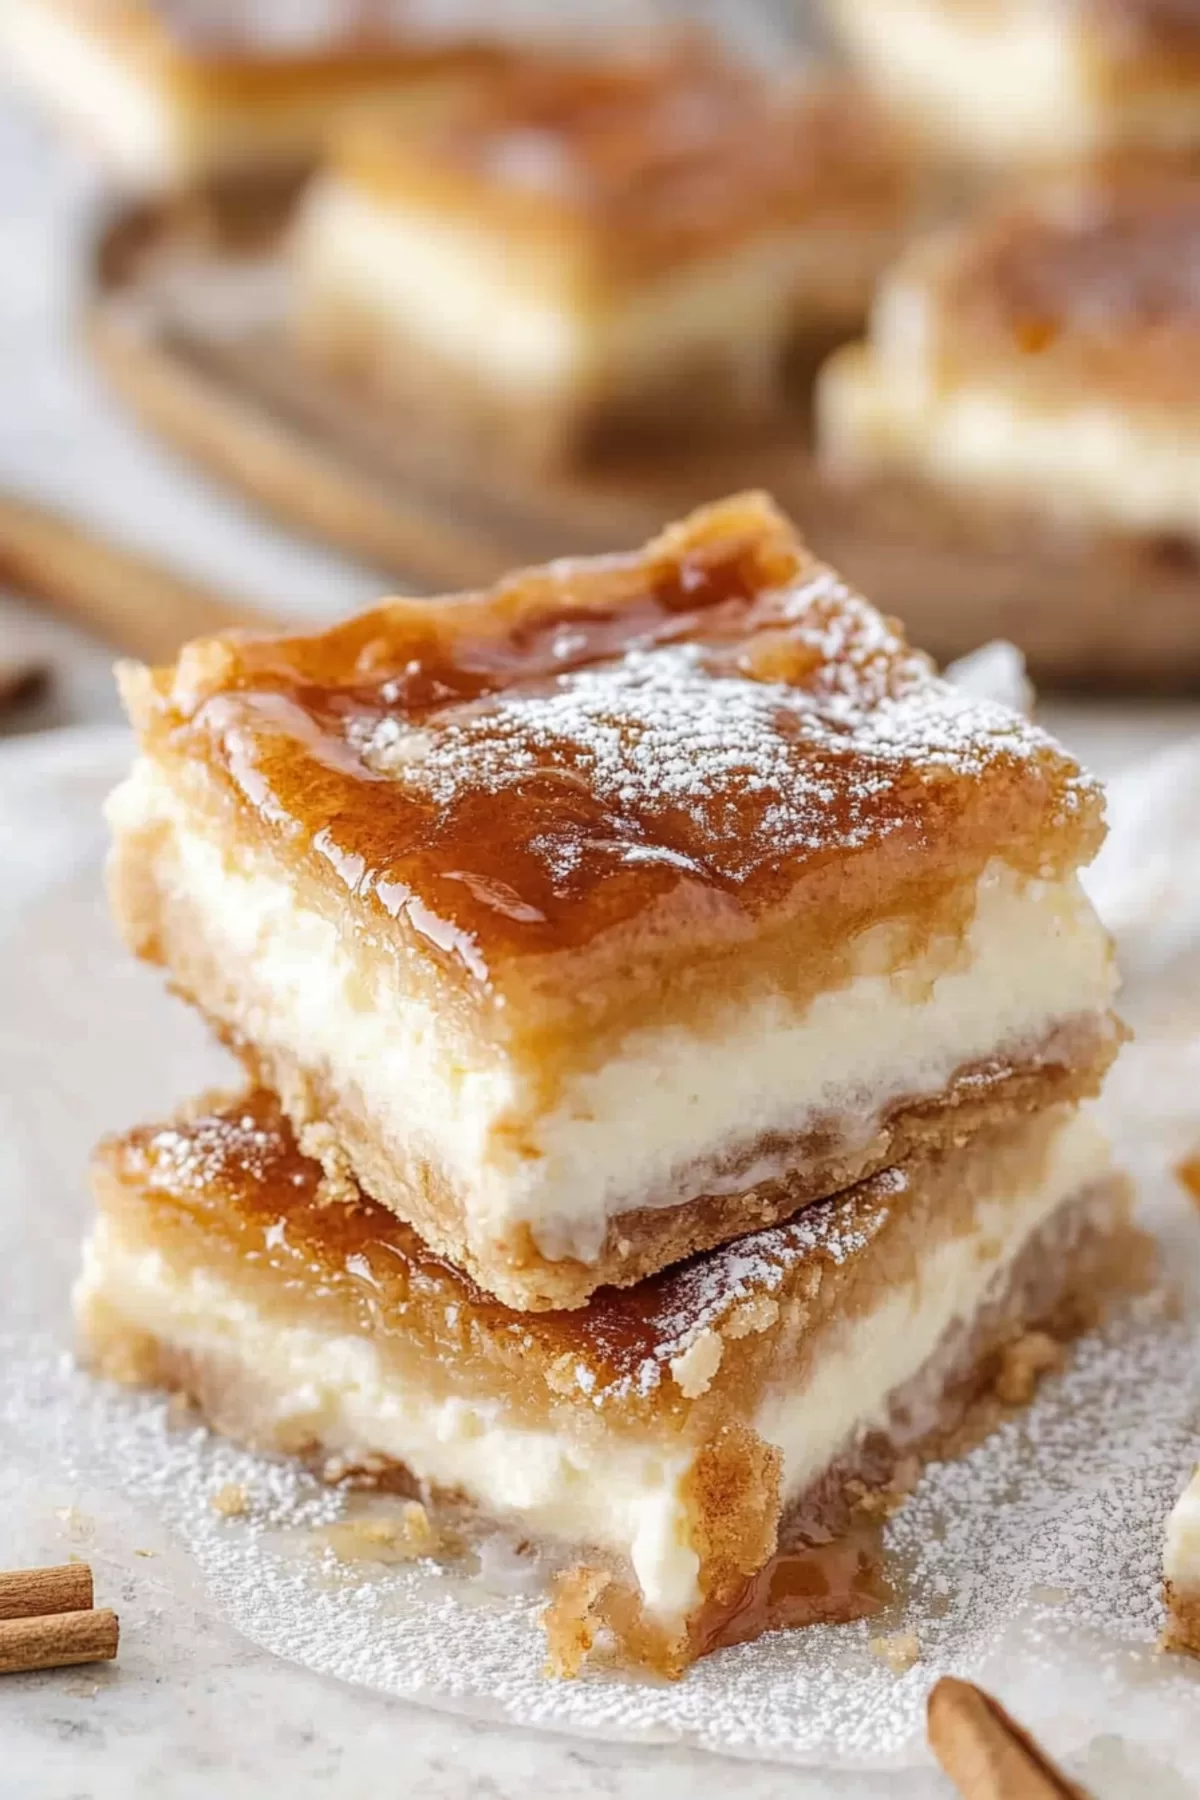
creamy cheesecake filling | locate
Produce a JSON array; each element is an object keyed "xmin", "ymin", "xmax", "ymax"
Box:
[
  {"xmin": 292, "ymin": 177, "xmax": 858, "ymax": 400},
  {"xmin": 109, "ymin": 762, "xmax": 1117, "ymax": 1263},
  {"xmin": 820, "ymin": 338, "xmax": 1200, "ymax": 540},
  {"xmin": 76, "ymin": 1108, "xmax": 1112, "ymax": 1627}
]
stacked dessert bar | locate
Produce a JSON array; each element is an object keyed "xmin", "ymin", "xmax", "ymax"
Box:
[{"xmin": 80, "ymin": 493, "xmax": 1132, "ymax": 1676}]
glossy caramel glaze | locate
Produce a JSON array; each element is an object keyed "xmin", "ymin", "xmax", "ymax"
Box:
[
  {"xmin": 336, "ymin": 46, "xmax": 914, "ymax": 275},
  {"xmin": 926, "ymin": 168, "xmax": 1200, "ymax": 409},
  {"xmin": 95, "ymin": 1088, "xmax": 904, "ymax": 1420},
  {"xmin": 124, "ymin": 495, "xmax": 1104, "ymax": 1001}
]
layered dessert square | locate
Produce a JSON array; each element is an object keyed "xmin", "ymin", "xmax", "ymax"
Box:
[
  {"xmin": 289, "ymin": 47, "xmax": 918, "ymax": 459},
  {"xmin": 819, "ymin": 167, "xmax": 1200, "ymax": 547},
  {"xmin": 107, "ymin": 493, "xmax": 1121, "ymax": 1311},
  {"xmin": 825, "ymin": 0, "xmax": 1200, "ymax": 167},
  {"xmin": 1164, "ymin": 1465, "xmax": 1200, "ymax": 1657},
  {"xmin": 78, "ymin": 1091, "xmax": 1135, "ymax": 1677},
  {"xmin": 1, "ymin": 0, "xmax": 506, "ymax": 190}
]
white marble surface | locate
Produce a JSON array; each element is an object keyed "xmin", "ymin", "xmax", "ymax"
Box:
[{"xmin": 1, "ymin": 61, "xmax": 1199, "ymax": 1800}]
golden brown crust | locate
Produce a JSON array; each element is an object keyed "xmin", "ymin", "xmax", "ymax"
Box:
[
  {"xmin": 1163, "ymin": 1581, "xmax": 1200, "ymax": 1657},
  {"xmin": 116, "ymin": 493, "xmax": 1107, "ymax": 1028}
]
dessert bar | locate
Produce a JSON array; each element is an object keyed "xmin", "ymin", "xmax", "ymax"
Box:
[
  {"xmin": 1, "ymin": 0, "xmax": 503, "ymax": 189},
  {"xmin": 108, "ymin": 493, "xmax": 1121, "ymax": 1310},
  {"xmin": 1164, "ymin": 1465, "xmax": 1200, "ymax": 1658},
  {"xmin": 78, "ymin": 1092, "xmax": 1133, "ymax": 1677},
  {"xmin": 290, "ymin": 47, "xmax": 917, "ymax": 458},
  {"xmin": 826, "ymin": 0, "xmax": 1200, "ymax": 167},
  {"xmin": 819, "ymin": 167, "xmax": 1200, "ymax": 548}
]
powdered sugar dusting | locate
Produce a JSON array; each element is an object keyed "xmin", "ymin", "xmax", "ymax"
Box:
[
  {"xmin": 365, "ymin": 631, "xmax": 1077, "ymax": 886},
  {"xmin": 610, "ymin": 1174, "xmax": 899, "ymax": 1401}
]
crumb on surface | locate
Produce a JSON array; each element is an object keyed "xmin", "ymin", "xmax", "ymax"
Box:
[
  {"xmin": 542, "ymin": 1565, "xmax": 612, "ymax": 1680},
  {"xmin": 210, "ymin": 1482, "xmax": 250, "ymax": 1518},
  {"xmin": 870, "ymin": 1631, "xmax": 920, "ymax": 1674},
  {"xmin": 994, "ymin": 1330, "xmax": 1063, "ymax": 1405},
  {"xmin": 669, "ymin": 1327, "xmax": 724, "ymax": 1398},
  {"xmin": 54, "ymin": 1505, "xmax": 93, "ymax": 1541},
  {"xmin": 320, "ymin": 1502, "xmax": 439, "ymax": 1563},
  {"xmin": 134, "ymin": 1548, "xmax": 157, "ymax": 1558}
]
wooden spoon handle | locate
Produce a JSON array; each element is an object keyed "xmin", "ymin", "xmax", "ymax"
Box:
[{"xmin": 0, "ymin": 491, "xmax": 279, "ymax": 665}]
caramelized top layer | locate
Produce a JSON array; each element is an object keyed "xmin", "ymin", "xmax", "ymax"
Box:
[
  {"xmin": 333, "ymin": 45, "xmax": 914, "ymax": 276},
  {"xmin": 97, "ymin": 1089, "xmax": 901, "ymax": 1426},
  {"xmin": 49, "ymin": 0, "xmax": 509, "ymax": 90},
  {"xmin": 122, "ymin": 494, "xmax": 1103, "ymax": 1012},
  {"xmin": 900, "ymin": 168, "xmax": 1200, "ymax": 411}
]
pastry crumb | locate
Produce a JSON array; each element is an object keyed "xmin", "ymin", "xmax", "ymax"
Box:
[
  {"xmin": 726, "ymin": 1296, "xmax": 780, "ymax": 1340},
  {"xmin": 870, "ymin": 1631, "xmax": 920, "ymax": 1673},
  {"xmin": 320, "ymin": 1502, "xmax": 439, "ymax": 1563},
  {"xmin": 54, "ymin": 1505, "xmax": 93, "ymax": 1541},
  {"xmin": 133, "ymin": 1547, "xmax": 157, "ymax": 1558},
  {"xmin": 542, "ymin": 1565, "xmax": 612, "ymax": 1679},
  {"xmin": 210, "ymin": 1482, "xmax": 250, "ymax": 1517},
  {"xmin": 995, "ymin": 1330, "xmax": 1063, "ymax": 1405},
  {"xmin": 669, "ymin": 1327, "xmax": 724, "ymax": 1398}
]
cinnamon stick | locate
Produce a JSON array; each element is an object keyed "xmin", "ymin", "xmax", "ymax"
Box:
[
  {"xmin": 0, "ymin": 1564, "xmax": 93, "ymax": 1621},
  {"xmin": 0, "ymin": 1608, "xmax": 119, "ymax": 1676},
  {"xmin": 927, "ymin": 1677, "xmax": 1090, "ymax": 1799}
]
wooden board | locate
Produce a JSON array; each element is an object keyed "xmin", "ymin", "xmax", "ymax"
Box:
[{"xmin": 86, "ymin": 190, "xmax": 1200, "ymax": 690}]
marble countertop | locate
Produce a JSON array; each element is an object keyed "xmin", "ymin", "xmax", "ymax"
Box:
[{"xmin": 1, "ymin": 72, "xmax": 1197, "ymax": 1800}]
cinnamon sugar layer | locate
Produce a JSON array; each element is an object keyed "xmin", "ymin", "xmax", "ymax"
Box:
[{"xmin": 78, "ymin": 1092, "xmax": 1136, "ymax": 1676}]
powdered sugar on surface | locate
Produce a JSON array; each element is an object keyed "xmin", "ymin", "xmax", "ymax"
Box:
[{"xmin": 1, "ymin": 730, "xmax": 1198, "ymax": 1780}]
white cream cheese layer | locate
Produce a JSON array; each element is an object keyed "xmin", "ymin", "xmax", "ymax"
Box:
[
  {"xmin": 821, "ymin": 333, "xmax": 1200, "ymax": 541},
  {"xmin": 1165, "ymin": 1466, "xmax": 1200, "ymax": 1594},
  {"xmin": 78, "ymin": 1110, "xmax": 1110, "ymax": 1626},
  {"xmin": 109, "ymin": 761, "xmax": 1116, "ymax": 1262},
  {"xmin": 292, "ymin": 176, "xmax": 837, "ymax": 400},
  {"xmin": 76, "ymin": 1221, "xmax": 702, "ymax": 1621}
]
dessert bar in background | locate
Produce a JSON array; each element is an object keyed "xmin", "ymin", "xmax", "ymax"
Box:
[
  {"xmin": 289, "ymin": 48, "xmax": 918, "ymax": 460},
  {"xmin": 0, "ymin": 0, "xmax": 512, "ymax": 190},
  {"xmin": 824, "ymin": 0, "xmax": 1200, "ymax": 168},
  {"xmin": 819, "ymin": 165, "xmax": 1200, "ymax": 549},
  {"xmin": 106, "ymin": 493, "xmax": 1120, "ymax": 1311},
  {"xmin": 1164, "ymin": 1465, "xmax": 1200, "ymax": 1658},
  {"xmin": 78, "ymin": 1092, "xmax": 1135, "ymax": 1678}
]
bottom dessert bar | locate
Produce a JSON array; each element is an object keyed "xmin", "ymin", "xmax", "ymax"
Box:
[
  {"xmin": 1164, "ymin": 1467, "xmax": 1200, "ymax": 1659},
  {"xmin": 78, "ymin": 1094, "xmax": 1137, "ymax": 1678}
]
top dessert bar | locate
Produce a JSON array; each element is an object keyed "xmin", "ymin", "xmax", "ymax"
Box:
[
  {"xmin": 1, "ymin": 0, "xmax": 505, "ymax": 189},
  {"xmin": 819, "ymin": 165, "xmax": 1200, "ymax": 542},
  {"xmin": 827, "ymin": 0, "xmax": 1200, "ymax": 166},
  {"xmin": 108, "ymin": 493, "xmax": 1121, "ymax": 1310}
]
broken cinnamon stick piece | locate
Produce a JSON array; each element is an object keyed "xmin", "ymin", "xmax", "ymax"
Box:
[
  {"xmin": 0, "ymin": 1607, "xmax": 119, "ymax": 1676},
  {"xmin": 927, "ymin": 1677, "xmax": 1090, "ymax": 1799},
  {"xmin": 0, "ymin": 1563, "xmax": 94, "ymax": 1621}
]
